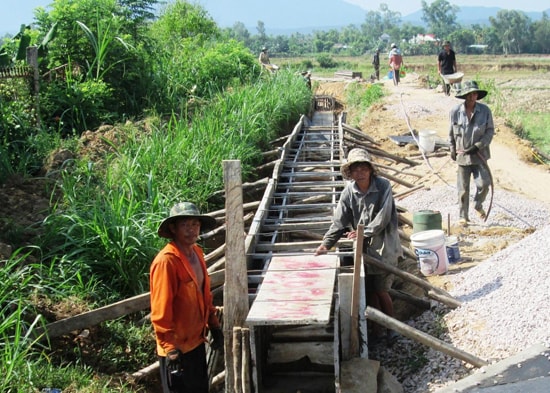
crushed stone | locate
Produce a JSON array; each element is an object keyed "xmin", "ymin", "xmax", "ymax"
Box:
[{"xmin": 369, "ymin": 190, "xmax": 550, "ymax": 392}]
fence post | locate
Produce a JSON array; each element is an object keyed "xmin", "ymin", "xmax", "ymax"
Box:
[{"xmin": 26, "ymin": 46, "xmax": 40, "ymax": 127}]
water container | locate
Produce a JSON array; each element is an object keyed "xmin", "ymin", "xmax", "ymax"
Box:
[
  {"xmin": 418, "ymin": 130, "xmax": 437, "ymax": 153},
  {"xmin": 412, "ymin": 210, "xmax": 442, "ymax": 233},
  {"xmin": 410, "ymin": 230, "xmax": 449, "ymax": 276},
  {"xmin": 445, "ymin": 235, "xmax": 461, "ymax": 263}
]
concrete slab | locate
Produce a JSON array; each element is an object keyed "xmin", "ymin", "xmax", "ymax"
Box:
[
  {"xmin": 436, "ymin": 342, "xmax": 550, "ymax": 392},
  {"xmin": 340, "ymin": 358, "xmax": 379, "ymax": 393}
]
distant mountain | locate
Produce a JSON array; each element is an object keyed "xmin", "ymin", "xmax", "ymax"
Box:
[{"xmin": 201, "ymin": 0, "xmax": 549, "ymax": 35}]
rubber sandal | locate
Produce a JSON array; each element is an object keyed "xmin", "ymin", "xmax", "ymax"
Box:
[{"xmin": 475, "ymin": 208, "xmax": 487, "ymax": 220}]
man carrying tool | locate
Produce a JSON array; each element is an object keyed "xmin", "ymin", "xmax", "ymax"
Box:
[
  {"xmin": 438, "ymin": 40, "xmax": 458, "ymax": 95},
  {"xmin": 314, "ymin": 148, "xmax": 402, "ymax": 344},
  {"xmin": 258, "ymin": 46, "xmax": 278, "ymax": 73},
  {"xmin": 449, "ymin": 81, "xmax": 494, "ymax": 226},
  {"xmin": 150, "ymin": 202, "xmax": 224, "ymax": 393}
]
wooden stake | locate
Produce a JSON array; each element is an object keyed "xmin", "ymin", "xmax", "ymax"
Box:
[
  {"xmin": 223, "ymin": 160, "xmax": 250, "ymax": 393},
  {"xmin": 350, "ymin": 224, "xmax": 364, "ymax": 357}
]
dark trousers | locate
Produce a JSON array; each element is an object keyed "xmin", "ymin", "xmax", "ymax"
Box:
[
  {"xmin": 159, "ymin": 343, "xmax": 209, "ymax": 393},
  {"xmin": 457, "ymin": 164, "xmax": 491, "ymax": 220}
]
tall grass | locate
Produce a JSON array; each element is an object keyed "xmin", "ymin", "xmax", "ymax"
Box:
[
  {"xmin": 0, "ymin": 249, "xmax": 47, "ymax": 392},
  {"xmin": 40, "ymin": 69, "xmax": 312, "ymax": 298},
  {"xmin": 345, "ymin": 83, "xmax": 384, "ymax": 125}
]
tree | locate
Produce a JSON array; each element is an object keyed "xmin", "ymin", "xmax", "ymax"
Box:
[
  {"xmin": 421, "ymin": 0, "xmax": 459, "ymax": 40},
  {"xmin": 256, "ymin": 20, "xmax": 268, "ymax": 52},
  {"xmin": 223, "ymin": 22, "xmax": 251, "ymax": 46},
  {"xmin": 532, "ymin": 12, "xmax": 550, "ymax": 53},
  {"xmin": 489, "ymin": 10, "xmax": 532, "ymax": 55},
  {"xmin": 447, "ymin": 29, "xmax": 476, "ymax": 53}
]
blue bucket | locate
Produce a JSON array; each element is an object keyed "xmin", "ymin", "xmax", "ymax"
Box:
[
  {"xmin": 445, "ymin": 236, "xmax": 461, "ymax": 263},
  {"xmin": 388, "ymin": 70, "xmax": 393, "ymax": 79}
]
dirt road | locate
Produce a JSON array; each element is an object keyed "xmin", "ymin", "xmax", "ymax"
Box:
[{"xmin": 316, "ymin": 72, "xmax": 550, "ymax": 207}]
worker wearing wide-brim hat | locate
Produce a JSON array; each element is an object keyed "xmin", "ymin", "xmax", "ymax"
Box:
[
  {"xmin": 150, "ymin": 201, "xmax": 223, "ymax": 393},
  {"xmin": 259, "ymin": 46, "xmax": 270, "ymax": 66},
  {"xmin": 448, "ymin": 80, "xmax": 494, "ymax": 225},
  {"xmin": 315, "ymin": 148, "xmax": 402, "ymax": 342}
]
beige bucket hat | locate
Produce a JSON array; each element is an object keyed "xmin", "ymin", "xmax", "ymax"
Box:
[
  {"xmin": 340, "ymin": 148, "xmax": 375, "ymax": 180},
  {"xmin": 157, "ymin": 202, "xmax": 217, "ymax": 238}
]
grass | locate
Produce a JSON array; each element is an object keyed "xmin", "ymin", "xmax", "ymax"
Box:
[{"xmin": 0, "ymin": 69, "xmax": 313, "ymax": 392}]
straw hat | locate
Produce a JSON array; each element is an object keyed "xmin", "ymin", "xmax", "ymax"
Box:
[
  {"xmin": 340, "ymin": 148, "xmax": 375, "ymax": 180},
  {"xmin": 455, "ymin": 80, "xmax": 487, "ymax": 100},
  {"xmin": 157, "ymin": 202, "xmax": 217, "ymax": 238}
]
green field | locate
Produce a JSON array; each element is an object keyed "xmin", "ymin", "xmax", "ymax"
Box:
[{"xmin": 278, "ymin": 54, "xmax": 550, "ymax": 161}]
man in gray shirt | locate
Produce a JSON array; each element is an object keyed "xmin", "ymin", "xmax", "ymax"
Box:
[
  {"xmin": 449, "ymin": 81, "xmax": 494, "ymax": 225},
  {"xmin": 315, "ymin": 148, "xmax": 402, "ymax": 342}
]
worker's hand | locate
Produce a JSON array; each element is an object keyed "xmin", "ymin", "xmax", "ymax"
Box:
[
  {"xmin": 450, "ymin": 148, "xmax": 457, "ymax": 161},
  {"xmin": 463, "ymin": 145, "xmax": 479, "ymax": 155},
  {"xmin": 314, "ymin": 245, "xmax": 328, "ymax": 256},
  {"xmin": 166, "ymin": 349, "xmax": 183, "ymax": 372},
  {"xmin": 345, "ymin": 231, "xmax": 357, "ymax": 240},
  {"xmin": 210, "ymin": 328, "xmax": 224, "ymax": 351}
]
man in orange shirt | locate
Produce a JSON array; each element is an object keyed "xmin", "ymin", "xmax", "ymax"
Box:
[{"xmin": 150, "ymin": 202, "xmax": 223, "ymax": 393}]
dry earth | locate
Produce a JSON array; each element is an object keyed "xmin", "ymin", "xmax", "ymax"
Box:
[{"xmin": 315, "ymin": 71, "xmax": 550, "ymax": 291}]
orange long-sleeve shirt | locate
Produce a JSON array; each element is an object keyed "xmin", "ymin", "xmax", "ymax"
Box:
[{"xmin": 149, "ymin": 242, "xmax": 220, "ymax": 356}]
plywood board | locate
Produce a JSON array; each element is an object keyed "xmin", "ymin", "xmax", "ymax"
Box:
[{"xmin": 246, "ymin": 254, "xmax": 338, "ymax": 326}]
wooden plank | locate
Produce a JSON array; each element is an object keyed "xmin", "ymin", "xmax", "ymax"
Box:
[
  {"xmin": 254, "ymin": 239, "xmax": 353, "ymax": 252},
  {"xmin": 268, "ymin": 342, "xmax": 334, "ymax": 365},
  {"xmin": 246, "ymin": 254, "xmax": 338, "ymax": 326},
  {"xmin": 269, "ymin": 202, "xmax": 337, "ymax": 210},
  {"xmin": 42, "ymin": 293, "xmax": 150, "ymax": 338}
]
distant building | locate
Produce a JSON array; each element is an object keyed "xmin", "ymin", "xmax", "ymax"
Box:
[{"xmin": 409, "ymin": 33, "xmax": 437, "ymax": 45}]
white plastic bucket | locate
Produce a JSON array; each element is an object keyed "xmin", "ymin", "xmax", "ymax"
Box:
[
  {"xmin": 418, "ymin": 130, "xmax": 437, "ymax": 153},
  {"xmin": 410, "ymin": 229, "xmax": 449, "ymax": 276},
  {"xmin": 446, "ymin": 235, "xmax": 461, "ymax": 264}
]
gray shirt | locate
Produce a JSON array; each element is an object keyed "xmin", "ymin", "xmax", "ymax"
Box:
[
  {"xmin": 449, "ymin": 101, "xmax": 494, "ymax": 165},
  {"xmin": 322, "ymin": 176, "xmax": 402, "ymax": 273}
]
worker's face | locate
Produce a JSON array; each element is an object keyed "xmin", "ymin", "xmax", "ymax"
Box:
[
  {"xmin": 170, "ymin": 217, "xmax": 201, "ymax": 246},
  {"xmin": 349, "ymin": 162, "xmax": 372, "ymax": 182},
  {"xmin": 444, "ymin": 45, "xmax": 450, "ymax": 53},
  {"xmin": 464, "ymin": 91, "xmax": 478, "ymax": 105}
]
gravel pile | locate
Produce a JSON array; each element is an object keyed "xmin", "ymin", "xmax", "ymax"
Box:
[
  {"xmin": 368, "ymin": 189, "xmax": 550, "ymax": 392},
  {"xmin": 397, "ymin": 185, "xmax": 549, "ymax": 231}
]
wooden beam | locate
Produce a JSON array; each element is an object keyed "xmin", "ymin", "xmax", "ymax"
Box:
[
  {"xmin": 362, "ymin": 254, "xmax": 460, "ymax": 308},
  {"xmin": 42, "ymin": 293, "xmax": 150, "ymax": 339},
  {"xmin": 365, "ymin": 306, "xmax": 488, "ymax": 368},
  {"xmin": 223, "ymin": 160, "xmax": 250, "ymax": 393}
]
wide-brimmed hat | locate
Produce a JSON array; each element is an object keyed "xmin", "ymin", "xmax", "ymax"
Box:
[
  {"xmin": 261, "ymin": 46, "xmax": 267, "ymax": 51},
  {"xmin": 443, "ymin": 40, "xmax": 451, "ymax": 46},
  {"xmin": 390, "ymin": 43, "xmax": 397, "ymax": 49},
  {"xmin": 340, "ymin": 148, "xmax": 376, "ymax": 180},
  {"xmin": 455, "ymin": 80, "xmax": 487, "ymax": 100},
  {"xmin": 157, "ymin": 202, "xmax": 217, "ymax": 238}
]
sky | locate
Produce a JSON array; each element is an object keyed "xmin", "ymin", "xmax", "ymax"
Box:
[
  {"xmin": 2, "ymin": 0, "xmax": 549, "ymax": 36},
  {"xmin": 343, "ymin": 0, "xmax": 548, "ymax": 15}
]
